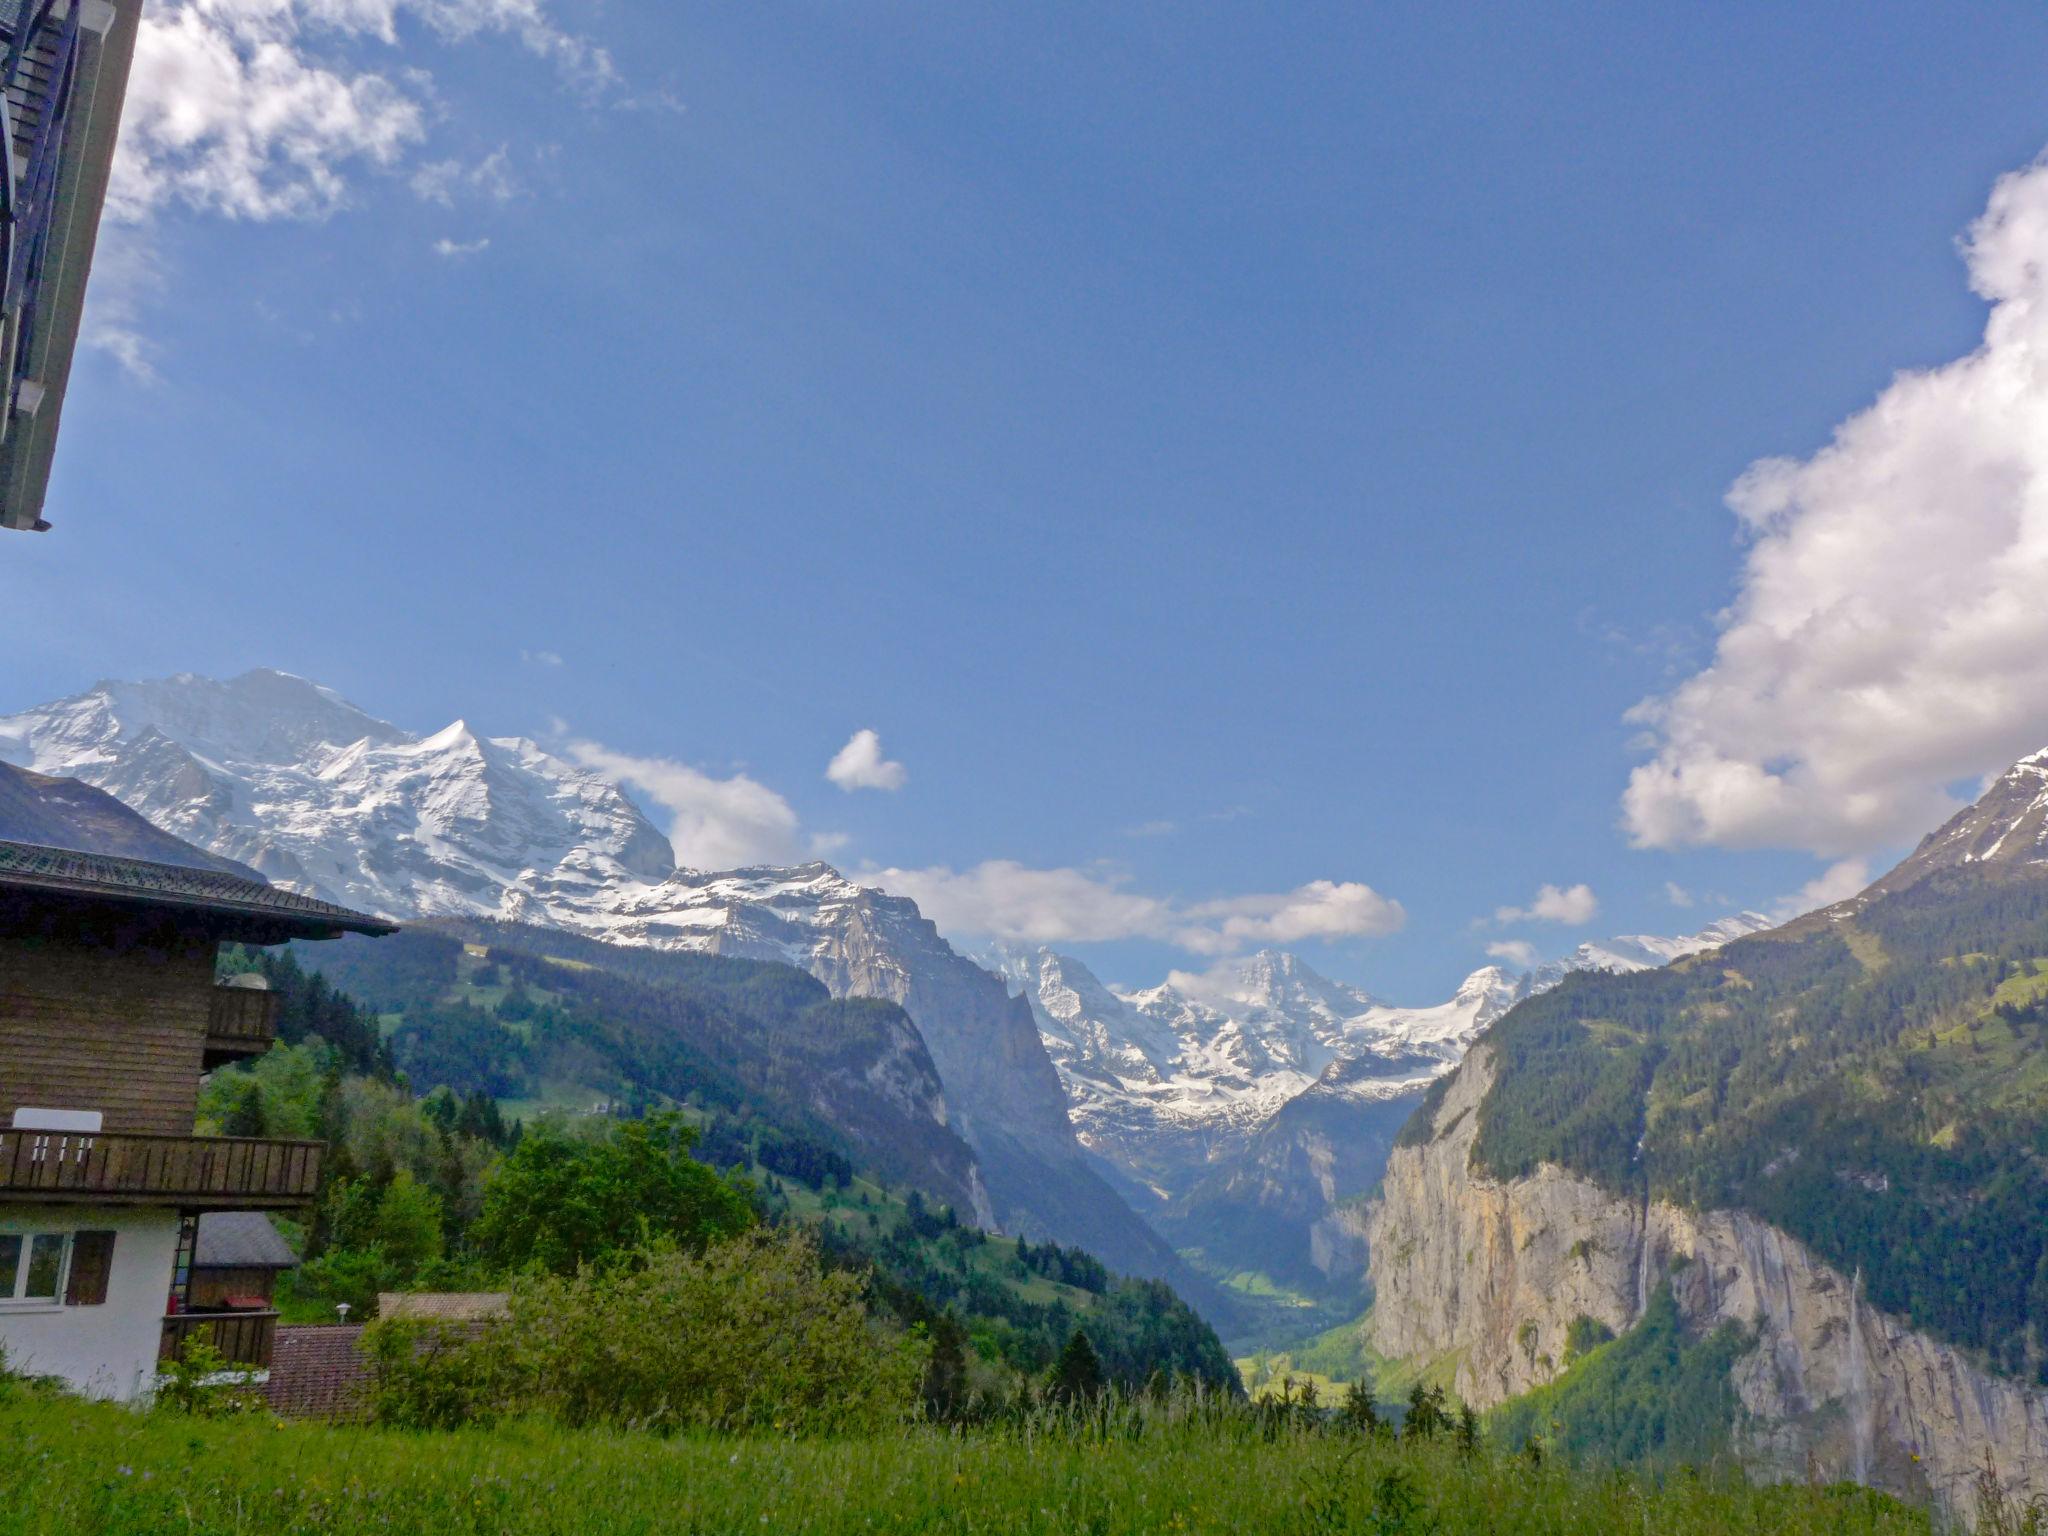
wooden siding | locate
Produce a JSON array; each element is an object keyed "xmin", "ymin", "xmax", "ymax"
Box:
[{"xmin": 0, "ymin": 931, "xmax": 217, "ymax": 1134}]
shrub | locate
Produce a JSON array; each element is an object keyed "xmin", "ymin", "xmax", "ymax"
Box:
[
  {"xmin": 362, "ymin": 1319, "xmax": 515, "ymax": 1430},
  {"xmin": 154, "ymin": 1333, "xmax": 261, "ymax": 1418},
  {"xmin": 365, "ymin": 1227, "xmax": 925, "ymax": 1436}
]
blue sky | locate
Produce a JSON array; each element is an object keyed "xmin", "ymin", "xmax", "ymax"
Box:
[{"xmin": 10, "ymin": 0, "xmax": 2048, "ymax": 999}]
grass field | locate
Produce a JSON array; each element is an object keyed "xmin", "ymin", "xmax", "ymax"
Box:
[{"xmin": 0, "ymin": 1392, "xmax": 1931, "ymax": 1536}]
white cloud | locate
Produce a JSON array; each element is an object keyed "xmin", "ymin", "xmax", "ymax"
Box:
[
  {"xmin": 1486, "ymin": 939, "xmax": 1541, "ymax": 968},
  {"xmin": 113, "ymin": 3, "xmax": 430, "ymax": 223},
  {"xmin": 1624, "ymin": 148, "xmax": 2048, "ymax": 858},
  {"xmin": 870, "ymin": 862, "xmax": 1170, "ymax": 946},
  {"xmin": 519, "ymin": 648, "xmax": 561, "ymax": 666},
  {"xmin": 1121, "ymin": 819, "xmax": 1179, "ymax": 839},
  {"xmin": 1175, "ymin": 880, "xmax": 1405, "ymax": 955},
  {"xmin": 107, "ymin": 1, "xmax": 603, "ymax": 229},
  {"xmin": 411, "ymin": 145, "xmax": 518, "ymax": 205},
  {"xmin": 432, "ymin": 235, "xmax": 490, "ymax": 257},
  {"xmin": 1768, "ymin": 858, "xmax": 1872, "ymax": 923},
  {"xmin": 1662, "ymin": 881, "xmax": 1694, "ymax": 908},
  {"xmin": 1494, "ymin": 882, "xmax": 1599, "ymax": 926},
  {"xmin": 566, "ymin": 741, "xmax": 802, "ymax": 870},
  {"xmin": 825, "ymin": 729, "xmax": 907, "ymax": 793},
  {"xmin": 863, "ymin": 862, "xmax": 1404, "ymax": 954}
]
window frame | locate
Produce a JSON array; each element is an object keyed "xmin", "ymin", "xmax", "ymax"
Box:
[{"xmin": 0, "ymin": 1230, "xmax": 72, "ymax": 1307}]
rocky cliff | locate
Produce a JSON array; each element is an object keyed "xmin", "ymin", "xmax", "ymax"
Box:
[{"xmin": 1369, "ymin": 1046, "xmax": 2048, "ymax": 1520}]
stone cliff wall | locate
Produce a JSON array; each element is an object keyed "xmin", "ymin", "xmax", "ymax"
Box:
[{"xmin": 1367, "ymin": 1046, "xmax": 2048, "ymax": 1520}]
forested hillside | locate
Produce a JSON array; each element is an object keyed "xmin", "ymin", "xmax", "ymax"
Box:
[
  {"xmin": 209, "ymin": 935, "xmax": 1239, "ymax": 1401},
  {"xmin": 1442, "ymin": 861, "xmax": 2048, "ymax": 1384}
]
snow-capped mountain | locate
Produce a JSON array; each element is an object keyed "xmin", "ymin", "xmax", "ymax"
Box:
[
  {"xmin": 988, "ymin": 946, "xmax": 1520, "ymax": 1184},
  {"xmin": 1868, "ymin": 745, "xmax": 2048, "ymax": 898},
  {"xmin": 0, "ymin": 671, "xmax": 677, "ymax": 917},
  {"xmin": 1531, "ymin": 912, "xmax": 1775, "ymax": 985},
  {"xmin": 991, "ymin": 914, "xmax": 1774, "ymax": 1300},
  {"xmin": 0, "ymin": 671, "xmax": 1198, "ymax": 1295}
]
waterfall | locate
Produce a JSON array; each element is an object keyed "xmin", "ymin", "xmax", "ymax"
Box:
[
  {"xmin": 1634, "ymin": 1190, "xmax": 1653, "ymax": 1320},
  {"xmin": 1847, "ymin": 1267, "xmax": 1874, "ymax": 1485}
]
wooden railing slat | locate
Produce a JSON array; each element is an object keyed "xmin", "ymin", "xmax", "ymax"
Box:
[{"xmin": 0, "ymin": 1130, "xmax": 321, "ymax": 1204}]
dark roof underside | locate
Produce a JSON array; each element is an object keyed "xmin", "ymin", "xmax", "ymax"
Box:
[
  {"xmin": 195, "ymin": 1211, "xmax": 300, "ymax": 1269},
  {"xmin": 0, "ymin": 838, "xmax": 396, "ymax": 939}
]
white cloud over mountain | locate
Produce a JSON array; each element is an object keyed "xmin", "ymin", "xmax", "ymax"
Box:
[
  {"xmin": 565, "ymin": 740, "xmax": 803, "ymax": 871},
  {"xmin": 1494, "ymin": 882, "xmax": 1598, "ymax": 925},
  {"xmin": 1624, "ymin": 148, "xmax": 2048, "ymax": 859},
  {"xmin": 867, "ymin": 861, "xmax": 1403, "ymax": 956}
]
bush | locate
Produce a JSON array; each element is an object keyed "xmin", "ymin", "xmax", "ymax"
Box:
[
  {"xmin": 154, "ymin": 1333, "xmax": 261, "ymax": 1418},
  {"xmin": 366, "ymin": 1227, "xmax": 926, "ymax": 1436},
  {"xmin": 362, "ymin": 1319, "xmax": 514, "ymax": 1430}
]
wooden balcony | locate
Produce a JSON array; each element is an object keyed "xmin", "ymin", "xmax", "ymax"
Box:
[
  {"xmin": 160, "ymin": 1310, "xmax": 279, "ymax": 1371},
  {"xmin": 204, "ymin": 984, "xmax": 280, "ymax": 1070},
  {"xmin": 0, "ymin": 1130, "xmax": 322, "ymax": 1209}
]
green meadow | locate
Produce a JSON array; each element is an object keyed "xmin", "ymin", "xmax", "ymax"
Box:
[{"xmin": 0, "ymin": 1392, "xmax": 1930, "ymax": 1536}]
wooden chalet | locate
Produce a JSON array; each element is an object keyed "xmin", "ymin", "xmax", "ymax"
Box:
[{"xmin": 0, "ymin": 839, "xmax": 394, "ymax": 1397}]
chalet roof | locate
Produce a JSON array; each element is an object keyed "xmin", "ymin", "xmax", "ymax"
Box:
[
  {"xmin": 377, "ymin": 1291, "xmax": 510, "ymax": 1322},
  {"xmin": 195, "ymin": 1212, "xmax": 299, "ymax": 1270},
  {"xmin": 0, "ymin": 838, "xmax": 396, "ymax": 941},
  {"xmin": 264, "ymin": 1325, "xmax": 369, "ymax": 1420}
]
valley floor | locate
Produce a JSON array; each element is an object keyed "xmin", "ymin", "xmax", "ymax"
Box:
[{"xmin": 0, "ymin": 1395, "xmax": 1930, "ymax": 1536}]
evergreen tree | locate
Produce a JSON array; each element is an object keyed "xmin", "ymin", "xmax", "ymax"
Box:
[
  {"xmin": 1456, "ymin": 1401, "xmax": 1481, "ymax": 1455},
  {"xmin": 1405, "ymin": 1382, "xmax": 1449, "ymax": 1440},
  {"xmin": 1048, "ymin": 1328, "xmax": 1106, "ymax": 1405},
  {"xmin": 1339, "ymin": 1378, "xmax": 1383, "ymax": 1436},
  {"xmin": 921, "ymin": 1313, "xmax": 970, "ymax": 1422}
]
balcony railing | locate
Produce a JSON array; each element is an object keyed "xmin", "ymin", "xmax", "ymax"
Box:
[
  {"xmin": 0, "ymin": 1130, "xmax": 322, "ymax": 1208},
  {"xmin": 205, "ymin": 984, "xmax": 280, "ymax": 1068},
  {"xmin": 160, "ymin": 1310, "xmax": 279, "ymax": 1371}
]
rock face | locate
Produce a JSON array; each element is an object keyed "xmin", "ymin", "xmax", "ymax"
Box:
[{"xmin": 1369, "ymin": 1047, "xmax": 2048, "ymax": 1521}]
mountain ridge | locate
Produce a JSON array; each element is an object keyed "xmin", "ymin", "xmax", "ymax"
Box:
[{"xmin": 0, "ymin": 670, "xmax": 1206, "ymax": 1308}]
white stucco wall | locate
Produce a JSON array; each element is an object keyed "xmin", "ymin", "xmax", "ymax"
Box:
[{"xmin": 0, "ymin": 1204, "xmax": 179, "ymax": 1400}]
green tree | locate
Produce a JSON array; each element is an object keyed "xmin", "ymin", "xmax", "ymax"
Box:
[
  {"xmin": 1405, "ymin": 1382, "xmax": 1449, "ymax": 1440},
  {"xmin": 470, "ymin": 1115, "xmax": 753, "ymax": 1275},
  {"xmin": 372, "ymin": 1170, "xmax": 445, "ymax": 1283},
  {"xmin": 1338, "ymin": 1378, "xmax": 1383, "ymax": 1436},
  {"xmin": 1047, "ymin": 1329, "xmax": 1105, "ymax": 1406}
]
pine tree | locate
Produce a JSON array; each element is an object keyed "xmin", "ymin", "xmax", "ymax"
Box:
[
  {"xmin": 921, "ymin": 1314, "xmax": 970, "ymax": 1422},
  {"xmin": 1339, "ymin": 1378, "xmax": 1382, "ymax": 1436},
  {"xmin": 1048, "ymin": 1328, "xmax": 1106, "ymax": 1405},
  {"xmin": 1456, "ymin": 1401, "xmax": 1481, "ymax": 1455},
  {"xmin": 1405, "ymin": 1382, "xmax": 1448, "ymax": 1440}
]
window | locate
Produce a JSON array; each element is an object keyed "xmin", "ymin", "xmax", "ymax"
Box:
[{"xmin": 0, "ymin": 1232, "xmax": 69, "ymax": 1303}]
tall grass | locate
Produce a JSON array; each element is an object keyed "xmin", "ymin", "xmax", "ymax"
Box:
[{"xmin": 0, "ymin": 1390, "xmax": 1930, "ymax": 1536}]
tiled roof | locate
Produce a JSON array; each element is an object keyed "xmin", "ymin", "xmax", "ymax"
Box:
[
  {"xmin": 0, "ymin": 838, "xmax": 396, "ymax": 938},
  {"xmin": 196, "ymin": 1212, "xmax": 299, "ymax": 1270},
  {"xmin": 377, "ymin": 1291, "xmax": 510, "ymax": 1322},
  {"xmin": 264, "ymin": 1325, "xmax": 370, "ymax": 1420}
]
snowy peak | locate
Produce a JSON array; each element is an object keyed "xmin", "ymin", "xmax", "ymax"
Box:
[
  {"xmin": 1876, "ymin": 743, "xmax": 2048, "ymax": 895},
  {"xmin": 1544, "ymin": 912, "xmax": 1776, "ymax": 980},
  {"xmin": 0, "ymin": 672, "xmax": 678, "ymax": 913}
]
